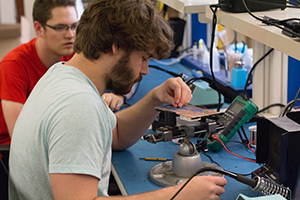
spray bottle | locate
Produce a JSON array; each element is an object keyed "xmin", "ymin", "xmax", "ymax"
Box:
[{"xmin": 198, "ymin": 39, "xmax": 209, "ymax": 68}]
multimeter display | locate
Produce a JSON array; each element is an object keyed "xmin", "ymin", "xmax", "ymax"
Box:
[
  {"xmin": 218, "ymin": 100, "xmax": 245, "ymax": 128},
  {"xmin": 206, "ymin": 95, "xmax": 258, "ymax": 152},
  {"xmin": 230, "ymin": 101, "xmax": 244, "ymax": 114}
]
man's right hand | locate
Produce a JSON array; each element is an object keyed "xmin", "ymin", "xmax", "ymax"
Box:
[{"xmin": 173, "ymin": 176, "xmax": 227, "ymax": 200}]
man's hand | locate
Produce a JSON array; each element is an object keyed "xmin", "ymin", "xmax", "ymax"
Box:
[
  {"xmin": 102, "ymin": 93, "xmax": 124, "ymax": 111},
  {"xmin": 152, "ymin": 77, "xmax": 192, "ymax": 108},
  {"xmin": 174, "ymin": 176, "xmax": 227, "ymax": 200}
]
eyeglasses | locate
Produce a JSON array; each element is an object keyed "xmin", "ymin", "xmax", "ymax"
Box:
[{"xmin": 44, "ymin": 23, "xmax": 78, "ymax": 33}]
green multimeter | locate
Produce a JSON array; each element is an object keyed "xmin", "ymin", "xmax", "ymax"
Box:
[{"xmin": 205, "ymin": 95, "xmax": 258, "ymax": 152}]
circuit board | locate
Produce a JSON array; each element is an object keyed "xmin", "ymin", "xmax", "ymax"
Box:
[{"xmin": 155, "ymin": 104, "xmax": 220, "ymax": 120}]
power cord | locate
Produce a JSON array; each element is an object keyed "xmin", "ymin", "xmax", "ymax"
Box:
[
  {"xmin": 149, "ymin": 65, "xmax": 188, "ymax": 81},
  {"xmin": 287, "ymin": 86, "xmax": 300, "ymax": 113},
  {"xmin": 242, "ymin": 0, "xmax": 300, "ymax": 38},
  {"xmin": 211, "ymin": 134, "xmax": 256, "ymax": 162},
  {"xmin": 209, "ymin": 4, "xmax": 224, "ymax": 111},
  {"xmin": 188, "ymin": 3, "xmax": 233, "ymax": 110},
  {"xmin": 151, "ymin": 52, "xmax": 193, "ymax": 66},
  {"xmin": 280, "ymin": 99, "xmax": 300, "ymax": 117},
  {"xmin": 242, "ymin": 48, "xmax": 274, "ymax": 99},
  {"xmin": 279, "ymin": 86, "xmax": 300, "ymax": 117},
  {"xmin": 256, "ymin": 103, "xmax": 285, "ymax": 114}
]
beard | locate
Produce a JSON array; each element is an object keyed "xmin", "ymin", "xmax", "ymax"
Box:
[{"xmin": 106, "ymin": 52, "xmax": 142, "ymax": 95}]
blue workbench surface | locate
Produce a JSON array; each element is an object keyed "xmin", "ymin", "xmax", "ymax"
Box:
[
  {"xmin": 113, "ymin": 58, "xmax": 260, "ymax": 199},
  {"xmin": 112, "ymin": 123, "xmax": 263, "ymax": 199}
]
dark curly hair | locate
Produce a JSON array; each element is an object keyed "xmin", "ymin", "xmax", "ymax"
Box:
[{"xmin": 74, "ymin": 0, "xmax": 174, "ymax": 60}]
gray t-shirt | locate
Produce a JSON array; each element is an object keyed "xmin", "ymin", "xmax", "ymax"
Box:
[{"xmin": 9, "ymin": 62, "xmax": 116, "ymax": 199}]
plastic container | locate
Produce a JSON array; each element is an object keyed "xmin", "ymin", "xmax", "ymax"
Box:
[{"xmin": 231, "ymin": 61, "xmax": 247, "ymax": 88}]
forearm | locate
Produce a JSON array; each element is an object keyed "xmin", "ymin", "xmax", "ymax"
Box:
[
  {"xmin": 112, "ymin": 88, "xmax": 163, "ymax": 150},
  {"xmin": 97, "ymin": 184, "xmax": 180, "ymax": 200},
  {"xmin": 51, "ymin": 173, "xmax": 226, "ymax": 200},
  {"xmin": 96, "ymin": 176, "xmax": 227, "ymax": 200},
  {"xmin": 1, "ymin": 100, "xmax": 24, "ymax": 138}
]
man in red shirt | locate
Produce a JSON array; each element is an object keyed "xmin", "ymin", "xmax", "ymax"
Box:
[{"xmin": 0, "ymin": 0, "xmax": 78, "ymax": 145}]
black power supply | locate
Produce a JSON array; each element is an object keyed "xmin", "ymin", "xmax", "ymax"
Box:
[
  {"xmin": 219, "ymin": 0, "xmax": 286, "ymax": 13},
  {"xmin": 254, "ymin": 117, "xmax": 300, "ymax": 197}
]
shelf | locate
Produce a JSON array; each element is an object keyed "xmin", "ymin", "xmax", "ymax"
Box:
[
  {"xmin": 159, "ymin": 0, "xmax": 217, "ymax": 14},
  {"xmin": 159, "ymin": 1, "xmax": 300, "ymax": 60},
  {"xmin": 205, "ymin": 7, "xmax": 300, "ymax": 60}
]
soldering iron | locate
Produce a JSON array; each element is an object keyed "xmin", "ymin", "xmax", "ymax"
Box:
[{"xmin": 170, "ymin": 167, "xmax": 292, "ymax": 200}]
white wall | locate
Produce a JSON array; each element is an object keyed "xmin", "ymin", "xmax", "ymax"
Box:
[
  {"xmin": 23, "ymin": 0, "xmax": 35, "ymax": 40},
  {"xmin": 0, "ymin": 0, "xmax": 17, "ymax": 24}
]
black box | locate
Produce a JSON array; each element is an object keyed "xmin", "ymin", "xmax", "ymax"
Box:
[
  {"xmin": 219, "ymin": 0, "xmax": 286, "ymax": 13},
  {"xmin": 254, "ymin": 117, "xmax": 300, "ymax": 194},
  {"xmin": 286, "ymin": 110, "xmax": 300, "ymax": 124}
]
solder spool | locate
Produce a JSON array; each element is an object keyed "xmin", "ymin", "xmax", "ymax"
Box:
[{"xmin": 248, "ymin": 125, "xmax": 257, "ymax": 149}]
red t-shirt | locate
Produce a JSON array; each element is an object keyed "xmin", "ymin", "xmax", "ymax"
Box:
[{"xmin": 0, "ymin": 38, "xmax": 73, "ymax": 144}]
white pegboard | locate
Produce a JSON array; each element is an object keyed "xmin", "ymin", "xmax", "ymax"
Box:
[{"xmin": 252, "ymin": 41, "xmax": 288, "ymax": 117}]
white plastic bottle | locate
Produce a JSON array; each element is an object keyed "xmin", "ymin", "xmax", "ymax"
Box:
[
  {"xmin": 243, "ymin": 49, "xmax": 253, "ymax": 72},
  {"xmin": 212, "ymin": 45, "xmax": 220, "ymax": 72},
  {"xmin": 199, "ymin": 39, "xmax": 209, "ymax": 67},
  {"xmin": 202, "ymin": 50, "xmax": 210, "ymax": 68},
  {"xmin": 193, "ymin": 42, "xmax": 198, "ymax": 61}
]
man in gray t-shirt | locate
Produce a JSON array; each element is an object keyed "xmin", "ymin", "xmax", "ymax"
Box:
[{"xmin": 9, "ymin": 0, "xmax": 227, "ymax": 199}]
